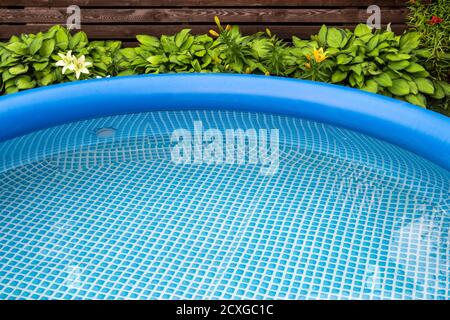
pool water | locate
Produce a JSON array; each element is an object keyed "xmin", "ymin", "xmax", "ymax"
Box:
[{"xmin": 0, "ymin": 110, "xmax": 448, "ymax": 300}]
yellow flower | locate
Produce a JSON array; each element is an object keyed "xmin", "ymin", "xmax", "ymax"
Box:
[
  {"xmin": 225, "ymin": 24, "xmax": 232, "ymax": 31},
  {"xmin": 209, "ymin": 29, "xmax": 220, "ymax": 37},
  {"xmin": 266, "ymin": 28, "xmax": 272, "ymax": 37},
  {"xmin": 306, "ymin": 53, "xmax": 311, "ymax": 61},
  {"xmin": 264, "ymin": 71, "xmax": 270, "ymax": 76},
  {"xmin": 245, "ymin": 67, "xmax": 251, "ymax": 74},
  {"xmin": 304, "ymin": 62, "xmax": 311, "ymax": 69},
  {"xmin": 313, "ymin": 47, "xmax": 327, "ymax": 63}
]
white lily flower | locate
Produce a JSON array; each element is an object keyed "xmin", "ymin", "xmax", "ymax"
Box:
[
  {"xmin": 55, "ymin": 50, "xmax": 75, "ymax": 74},
  {"xmin": 72, "ymin": 55, "xmax": 92, "ymax": 79}
]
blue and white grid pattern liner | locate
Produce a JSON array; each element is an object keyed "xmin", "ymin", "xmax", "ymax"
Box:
[{"xmin": 0, "ymin": 110, "xmax": 448, "ymax": 300}]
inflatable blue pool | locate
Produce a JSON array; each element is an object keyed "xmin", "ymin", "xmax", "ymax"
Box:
[{"xmin": 0, "ymin": 74, "xmax": 449, "ymax": 300}]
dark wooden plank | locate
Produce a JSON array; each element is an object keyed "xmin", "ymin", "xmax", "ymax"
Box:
[
  {"xmin": 0, "ymin": 0, "xmax": 408, "ymax": 7},
  {"xmin": 0, "ymin": 24, "xmax": 408, "ymax": 41},
  {"xmin": 0, "ymin": 8, "xmax": 408, "ymax": 24}
]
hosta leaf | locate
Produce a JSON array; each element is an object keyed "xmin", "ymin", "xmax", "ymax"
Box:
[
  {"xmin": 388, "ymin": 60, "xmax": 410, "ymax": 70},
  {"xmin": 120, "ymin": 48, "xmax": 136, "ymax": 59},
  {"xmin": 399, "ymin": 32, "xmax": 420, "ymax": 53},
  {"xmin": 38, "ymin": 73, "xmax": 54, "ymax": 86},
  {"xmin": 386, "ymin": 53, "xmax": 410, "ymax": 61},
  {"xmin": 39, "ymin": 39, "xmax": 55, "ymax": 57},
  {"xmin": 136, "ymin": 35, "xmax": 159, "ymax": 48},
  {"xmin": 9, "ymin": 64, "xmax": 28, "ymax": 75},
  {"xmin": 331, "ymin": 70, "xmax": 347, "ymax": 83},
  {"xmin": 336, "ymin": 54, "xmax": 352, "ymax": 65},
  {"xmin": 350, "ymin": 64, "xmax": 362, "ymax": 76},
  {"xmin": 6, "ymin": 42, "xmax": 27, "ymax": 55},
  {"xmin": 374, "ymin": 73, "xmax": 392, "ymax": 87},
  {"xmin": 414, "ymin": 78, "xmax": 434, "ymax": 95},
  {"xmin": 405, "ymin": 62, "xmax": 426, "ymax": 73},
  {"xmin": 15, "ymin": 75, "xmax": 36, "ymax": 90},
  {"xmin": 318, "ymin": 25, "xmax": 328, "ymax": 46},
  {"xmin": 117, "ymin": 70, "xmax": 136, "ymax": 76},
  {"xmin": 2, "ymin": 70, "xmax": 15, "ymax": 82},
  {"xmin": 175, "ymin": 29, "xmax": 191, "ymax": 48},
  {"xmin": 388, "ymin": 79, "xmax": 410, "ymax": 96},
  {"xmin": 147, "ymin": 55, "xmax": 164, "ymax": 65},
  {"xmin": 55, "ymin": 28, "xmax": 69, "ymax": 50},
  {"xmin": 362, "ymin": 80, "xmax": 378, "ymax": 93},
  {"xmin": 437, "ymin": 80, "xmax": 450, "ymax": 97},
  {"xmin": 33, "ymin": 61, "xmax": 48, "ymax": 71},
  {"xmin": 431, "ymin": 81, "xmax": 445, "ymax": 100},
  {"xmin": 405, "ymin": 94, "xmax": 426, "ymax": 108},
  {"xmin": 354, "ymin": 24, "xmax": 372, "ymax": 37},
  {"xmin": 326, "ymin": 28, "xmax": 342, "ymax": 48},
  {"xmin": 367, "ymin": 35, "xmax": 379, "ymax": 51},
  {"xmin": 30, "ymin": 37, "xmax": 43, "ymax": 55},
  {"xmin": 69, "ymin": 31, "xmax": 87, "ymax": 49},
  {"xmin": 5, "ymin": 86, "xmax": 18, "ymax": 94},
  {"xmin": 408, "ymin": 81, "xmax": 418, "ymax": 95}
]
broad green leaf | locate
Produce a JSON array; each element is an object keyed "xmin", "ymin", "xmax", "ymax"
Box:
[
  {"xmin": 405, "ymin": 94, "xmax": 426, "ymax": 108},
  {"xmin": 414, "ymin": 78, "xmax": 434, "ymax": 95},
  {"xmin": 117, "ymin": 70, "xmax": 136, "ymax": 76},
  {"xmin": 147, "ymin": 55, "xmax": 165, "ymax": 65},
  {"xmin": 331, "ymin": 70, "xmax": 348, "ymax": 83},
  {"xmin": 136, "ymin": 35, "xmax": 159, "ymax": 47},
  {"xmin": 69, "ymin": 31, "xmax": 87, "ymax": 49},
  {"xmin": 350, "ymin": 64, "xmax": 362, "ymax": 76},
  {"xmin": 175, "ymin": 29, "xmax": 191, "ymax": 48},
  {"xmin": 30, "ymin": 37, "xmax": 43, "ymax": 55},
  {"xmin": 33, "ymin": 61, "xmax": 48, "ymax": 71},
  {"xmin": 38, "ymin": 73, "xmax": 54, "ymax": 86},
  {"xmin": 6, "ymin": 42, "xmax": 28, "ymax": 55},
  {"xmin": 121, "ymin": 48, "xmax": 136, "ymax": 59},
  {"xmin": 388, "ymin": 60, "xmax": 410, "ymax": 70},
  {"xmin": 386, "ymin": 53, "xmax": 410, "ymax": 61},
  {"xmin": 408, "ymin": 81, "xmax": 418, "ymax": 95},
  {"xmin": 191, "ymin": 59, "xmax": 202, "ymax": 72},
  {"xmin": 318, "ymin": 25, "xmax": 328, "ymax": 46},
  {"xmin": 15, "ymin": 75, "xmax": 36, "ymax": 90},
  {"xmin": 437, "ymin": 80, "xmax": 450, "ymax": 96},
  {"xmin": 2, "ymin": 70, "xmax": 15, "ymax": 82},
  {"xmin": 354, "ymin": 24, "xmax": 372, "ymax": 37},
  {"xmin": 9, "ymin": 64, "xmax": 28, "ymax": 75},
  {"xmin": 336, "ymin": 54, "xmax": 352, "ymax": 65},
  {"xmin": 431, "ymin": 81, "xmax": 445, "ymax": 99},
  {"xmin": 56, "ymin": 28, "xmax": 69, "ymax": 50},
  {"xmin": 388, "ymin": 79, "xmax": 410, "ymax": 96},
  {"xmin": 362, "ymin": 80, "xmax": 378, "ymax": 93},
  {"xmin": 326, "ymin": 28, "xmax": 342, "ymax": 48},
  {"xmin": 399, "ymin": 32, "xmax": 420, "ymax": 53},
  {"xmin": 405, "ymin": 62, "xmax": 426, "ymax": 73},
  {"xmin": 5, "ymin": 86, "xmax": 18, "ymax": 94},
  {"xmin": 367, "ymin": 35, "xmax": 379, "ymax": 51},
  {"xmin": 374, "ymin": 73, "xmax": 392, "ymax": 87},
  {"xmin": 39, "ymin": 39, "xmax": 55, "ymax": 57}
]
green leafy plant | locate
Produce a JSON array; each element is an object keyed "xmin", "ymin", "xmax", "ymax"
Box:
[
  {"xmin": 0, "ymin": 25, "xmax": 121, "ymax": 94},
  {"xmin": 1, "ymin": 18, "xmax": 449, "ymax": 116},
  {"xmin": 407, "ymin": 0, "xmax": 450, "ymax": 110},
  {"xmin": 311, "ymin": 23, "xmax": 450, "ymax": 107}
]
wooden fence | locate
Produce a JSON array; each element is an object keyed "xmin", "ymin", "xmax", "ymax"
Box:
[{"xmin": 0, "ymin": 0, "xmax": 410, "ymax": 45}]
